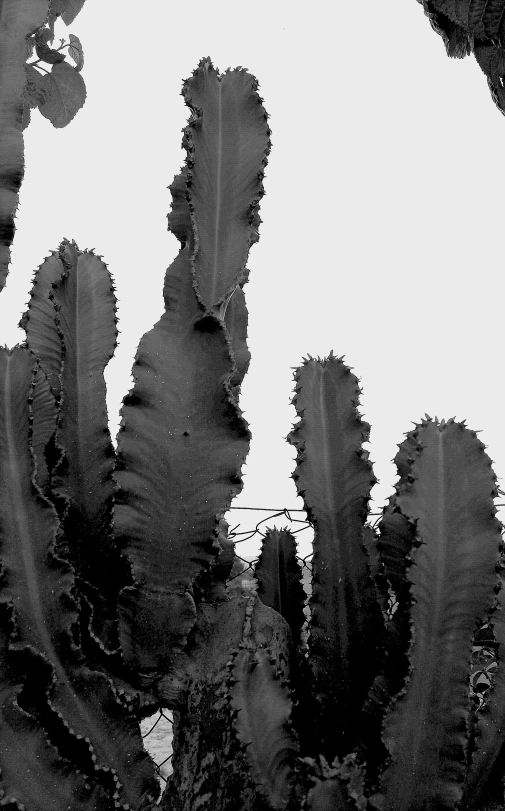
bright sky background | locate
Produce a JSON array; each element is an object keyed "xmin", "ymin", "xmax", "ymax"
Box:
[{"xmin": 1, "ymin": 1, "xmax": 504, "ymax": 560}]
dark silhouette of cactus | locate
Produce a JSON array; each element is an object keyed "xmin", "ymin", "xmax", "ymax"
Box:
[{"xmin": 1, "ymin": 38, "xmax": 505, "ymax": 811}]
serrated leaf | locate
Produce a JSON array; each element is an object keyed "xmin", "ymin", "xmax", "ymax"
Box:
[
  {"xmin": 38, "ymin": 61, "xmax": 86, "ymax": 128},
  {"xmin": 68, "ymin": 33, "xmax": 84, "ymax": 71},
  {"xmin": 35, "ymin": 28, "xmax": 54, "ymax": 45},
  {"xmin": 35, "ymin": 39, "xmax": 65, "ymax": 64}
]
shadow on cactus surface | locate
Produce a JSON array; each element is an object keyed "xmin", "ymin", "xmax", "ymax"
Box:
[{"xmin": 2, "ymin": 13, "xmax": 505, "ymax": 811}]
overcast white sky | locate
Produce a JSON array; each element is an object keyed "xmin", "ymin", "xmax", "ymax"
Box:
[{"xmin": 1, "ymin": 1, "xmax": 504, "ymax": 559}]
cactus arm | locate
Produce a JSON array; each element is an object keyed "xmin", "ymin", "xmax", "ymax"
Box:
[
  {"xmin": 376, "ymin": 417, "xmax": 502, "ymax": 811},
  {"xmin": 287, "ymin": 353, "xmax": 385, "ymax": 760},
  {"xmin": 0, "ymin": 347, "xmax": 159, "ymax": 807},
  {"xmin": 254, "ymin": 527, "xmax": 307, "ymax": 647},
  {"xmin": 113, "ymin": 244, "xmax": 250, "ymax": 678},
  {"xmin": 19, "ymin": 240, "xmax": 123, "ymax": 653},
  {"xmin": 182, "ymin": 57, "xmax": 271, "ymax": 313},
  {"xmin": 49, "ymin": 242, "xmax": 118, "ymax": 557},
  {"xmin": 0, "ymin": 0, "xmax": 50, "ymax": 291}
]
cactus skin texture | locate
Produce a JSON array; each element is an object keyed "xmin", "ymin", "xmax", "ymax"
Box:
[{"xmin": 2, "ymin": 53, "xmax": 505, "ymax": 811}]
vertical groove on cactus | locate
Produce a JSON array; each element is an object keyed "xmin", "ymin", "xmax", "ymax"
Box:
[
  {"xmin": 182, "ymin": 57, "xmax": 271, "ymax": 314},
  {"xmin": 50, "ymin": 242, "xmax": 123, "ymax": 639},
  {"xmin": 287, "ymin": 352, "xmax": 386, "ymax": 763},
  {"xmin": 377, "ymin": 417, "xmax": 503, "ymax": 811}
]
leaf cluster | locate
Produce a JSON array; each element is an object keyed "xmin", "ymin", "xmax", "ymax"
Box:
[{"xmin": 21, "ymin": 1, "xmax": 87, "ymax": 128}]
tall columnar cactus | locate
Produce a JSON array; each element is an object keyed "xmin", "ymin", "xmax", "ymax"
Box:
[{"xmin": 1, "ymin": 50, "xmax": 505, "ymax": 811}]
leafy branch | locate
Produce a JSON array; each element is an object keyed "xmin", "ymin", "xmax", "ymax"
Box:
[{"xmin": 22, "ymin": 29, "xmax": 86, "ymax": 128}]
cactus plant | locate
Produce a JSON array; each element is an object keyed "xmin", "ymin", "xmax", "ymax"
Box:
[{"xmin": 1, "ymin": 37, "xmax": 505, "ymax": 811}]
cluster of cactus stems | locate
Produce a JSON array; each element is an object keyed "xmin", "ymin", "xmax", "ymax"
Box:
[{"xmin": 2, "ymin": 5, "xmax": 505, "ymax": 810}]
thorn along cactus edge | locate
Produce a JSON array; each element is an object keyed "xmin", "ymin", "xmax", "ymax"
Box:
[{"xmin": 2, "ymin": 15, "xmax": 505, "ymax": 811}]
